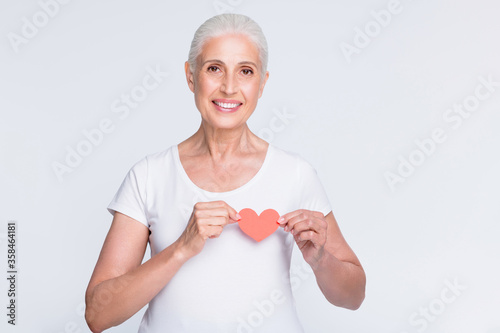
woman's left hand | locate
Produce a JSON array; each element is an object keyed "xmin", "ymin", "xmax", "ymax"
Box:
[{"xmin": 277, "ymin": 209, "xmax": 328, "ymax": 269}]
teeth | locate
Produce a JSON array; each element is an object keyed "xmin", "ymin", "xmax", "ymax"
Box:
[{"xmin": 215, "ymin": 101, "xmax": 240, "ymax": 109}]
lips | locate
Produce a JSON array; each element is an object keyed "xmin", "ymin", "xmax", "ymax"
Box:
[{"xmin": 213, "ymin": 99, "xmax": 242, "ymax": 112}]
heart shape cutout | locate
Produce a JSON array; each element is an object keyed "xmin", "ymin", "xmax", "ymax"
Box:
[{"xmin": 238, "ymin": 208, "xmax": 280, "ymax": 242}]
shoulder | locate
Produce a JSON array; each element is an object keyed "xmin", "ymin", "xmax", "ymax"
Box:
[
  {"xmin": 145, "ymin": 145, "xmax": 176, "ymax": 164},
  {"xmin": 128, "ymin": 145, "xmax": 177, "ymax": 174},
  {"xmin": 269, "ymin": 144, "xmax": 317, "ymax": 172}
]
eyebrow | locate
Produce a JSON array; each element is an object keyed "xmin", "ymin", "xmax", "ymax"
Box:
[{"xmin": 202, "ymin": 59, "xmax": 258, "ymax": 68}]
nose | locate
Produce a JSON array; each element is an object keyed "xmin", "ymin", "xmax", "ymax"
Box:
[{"xmin": 220, "ymin": 72, "xmax": 238, "ymax": 95}]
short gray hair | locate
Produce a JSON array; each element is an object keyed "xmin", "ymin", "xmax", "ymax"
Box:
[{"xmin": 187, "ymin": 14, "xmax": 268, "ymax": 76}]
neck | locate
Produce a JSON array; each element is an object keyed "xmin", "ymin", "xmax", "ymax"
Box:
[{"xmin": 187, "ymin": 121, "xmax": 259, "ymax": 160}]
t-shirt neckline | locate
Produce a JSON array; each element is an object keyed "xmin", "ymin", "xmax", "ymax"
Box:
[{"xmin": 173, "ymin": 143, "xmax": 273, "ymax": 197}]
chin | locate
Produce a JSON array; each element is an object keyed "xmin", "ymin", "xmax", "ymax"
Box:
[{"xmin": 206, "ymin": 118, "xmax": 244, "ymax": 130}]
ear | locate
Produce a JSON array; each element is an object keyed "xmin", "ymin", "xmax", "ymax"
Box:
[
  {"xmin": 258, "ymin": 71, "xmax": 269, "ymax": 99},
  {"xmin": 185, "ymin": 61, "xmax": 195, "ymax": 93}
]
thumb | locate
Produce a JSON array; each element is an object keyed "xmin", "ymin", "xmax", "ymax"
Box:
[{"xmin": 228, "ymin": 207, "xmax": 241, "ymax": 224}]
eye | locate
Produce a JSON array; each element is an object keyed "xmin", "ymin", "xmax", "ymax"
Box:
[
  {"xmin": 241, "ymin": 68, "xmax": 254, "ymax": 76},
  {"xmin": 207, "ymin": 65, "xmax": 220, "ymax": 73}
]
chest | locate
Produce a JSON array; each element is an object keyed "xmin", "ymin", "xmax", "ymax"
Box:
[
  {"xmin": 181, "ymin": 156, "xmax": 264, "ymax": 193},
  {"xmin": 192, "ymin": 167, "xmax": 251, "ymax": 192}
]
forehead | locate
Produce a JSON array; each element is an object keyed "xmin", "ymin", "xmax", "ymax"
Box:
[{"xmin": 199, "ymin": 34, "xmax": 260, "ymax": 66}]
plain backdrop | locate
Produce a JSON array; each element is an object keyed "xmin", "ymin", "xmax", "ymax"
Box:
[{"xmin": 1, "ymin": 0, "xmax": 499, "ymax": 332}]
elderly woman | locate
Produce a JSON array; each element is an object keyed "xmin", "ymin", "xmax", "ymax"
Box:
[{"xmin": 85, "ymin": 13, "xmax": 365, "ymax": 333}]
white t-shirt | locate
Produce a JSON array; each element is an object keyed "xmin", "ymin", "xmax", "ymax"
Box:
[{"xmin": 107, "ymin": 143, "xmax": 332, "ymax": 333}]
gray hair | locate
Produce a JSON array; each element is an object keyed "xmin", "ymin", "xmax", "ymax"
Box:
[{"xmin": 187, "ymin": 14, "xmax": 268, "ymax": 76}]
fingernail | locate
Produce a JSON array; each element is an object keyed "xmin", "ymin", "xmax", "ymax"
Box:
[
  {"xmin": 284, "ymin": 226, "xmax": 288, "ymax": 232},
  {"xmin": 277, "ymin": 217, "xmax": 284, "ymax": 223},
  {"xmin": 236, "ymin": 213, "xmax": 242, "ymax": 220}
]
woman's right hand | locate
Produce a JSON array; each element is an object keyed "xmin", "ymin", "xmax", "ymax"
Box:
[{"xmin": 175, "ymin": 200, "xmax": 240, "ymax": 260}]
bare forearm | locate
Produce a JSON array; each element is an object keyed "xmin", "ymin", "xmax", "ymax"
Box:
[
  {"xmin": 85, "ymin": 242, "xmax": 187, "ymax": 332},
  {"xmin": 312, "ymin": 251, "xmax": 366, "ymax": 310}
]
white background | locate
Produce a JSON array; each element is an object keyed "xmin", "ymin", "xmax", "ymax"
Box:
[{"xmin": 1, "ymin": 0, "xmax": 499, "ymax": 332}]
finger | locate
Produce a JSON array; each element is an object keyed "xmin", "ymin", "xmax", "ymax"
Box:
[
  {"xmin": 277, "ymin": 209, "xmax": 306, "ymax": 227},
  {"xmin": 287, "ymin": 211, "xmax": 326, "ymax": 233},
  {"xmin": 291, "ymin": 216, "xmax": 327, "ymax": 235},
  {"xmin": 284, "ymin": 211, "xmax": 310, "ymax": 232},
  {"xmin": 197, "ymin": 216, "xmax": 231, "ymax": 227},
  {"xmin": 202, "ymin": 225, "xmax": 224, "ymax": 239},
  {"xmin": 193, "ymin": 207, "xmax": 237, "ymax": 226},
  {"xmin": 290, "ymin": 220, "xmax": 320, "ymax": 236},
  {"xmin": 226, "ymin": 206, "xmax": 241, "ymax": 224},
  {"xmin": 312, "ymin": 211, "xmax": 325, "ymax": 218},
  {"xmin": 194, "ymin": 200, "xmax": 227, "ymax": 209},
  {"xmin": 201, "ymin": 201, "xmax": 240, "ymax": 223},
  {"xmin": 294, "ymin": 230, "xmax": 323, "ymax": 246},
  {"xmin": 194, "ymin": 207, "xmax": 230, "ymax": 219}
]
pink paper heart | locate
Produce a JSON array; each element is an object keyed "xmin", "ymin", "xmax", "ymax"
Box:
[{"xmin": 238, "ymin": 208, "xmax": 280, "ymax": 242}]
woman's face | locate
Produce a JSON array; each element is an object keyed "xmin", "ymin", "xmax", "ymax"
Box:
[{"xmin": 185, "ymin": 34, "xmax": 269, "ymax": 131}]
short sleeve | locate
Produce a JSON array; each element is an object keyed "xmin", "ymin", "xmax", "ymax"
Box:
[
  {"xmin": 107, "ymin": 157, "xmax": 149, "ymax": 227},
  {"xmin": 296, "ymin": 158, "xmax": 332, "ymax": 217}
]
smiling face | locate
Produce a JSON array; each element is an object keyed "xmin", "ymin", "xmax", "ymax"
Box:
[{"xmin": 185, "ymin": 34, "xmax": 269, "ymax": 130}]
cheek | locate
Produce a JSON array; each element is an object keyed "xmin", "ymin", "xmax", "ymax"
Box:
[
  {"xmin": 195, "ymin": 75, "xmax": 217, "ymax": 97},
  {"xmin": 243, "ymin": 82, "xmax": 262, "ymax": 101}
]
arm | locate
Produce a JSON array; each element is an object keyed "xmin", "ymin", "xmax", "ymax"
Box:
[
  {"xmin": 310, "ymin": 211, "xmax": 365, "ymax": 309},
  {"xmin": 85, "ymin": 201, "xmax": 240, "ymax": 332},
  {"xmin": 278, "ymin": 210, "xmax": 365, "ymax": 310},
  {"xmin": 84, "ymin": 212, "xmax": 186, "ymax": 332}
]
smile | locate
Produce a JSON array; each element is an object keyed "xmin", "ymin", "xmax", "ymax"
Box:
[{"xmin": 213, "ymin": 100, "xmax": 242, "ymax": 112}]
